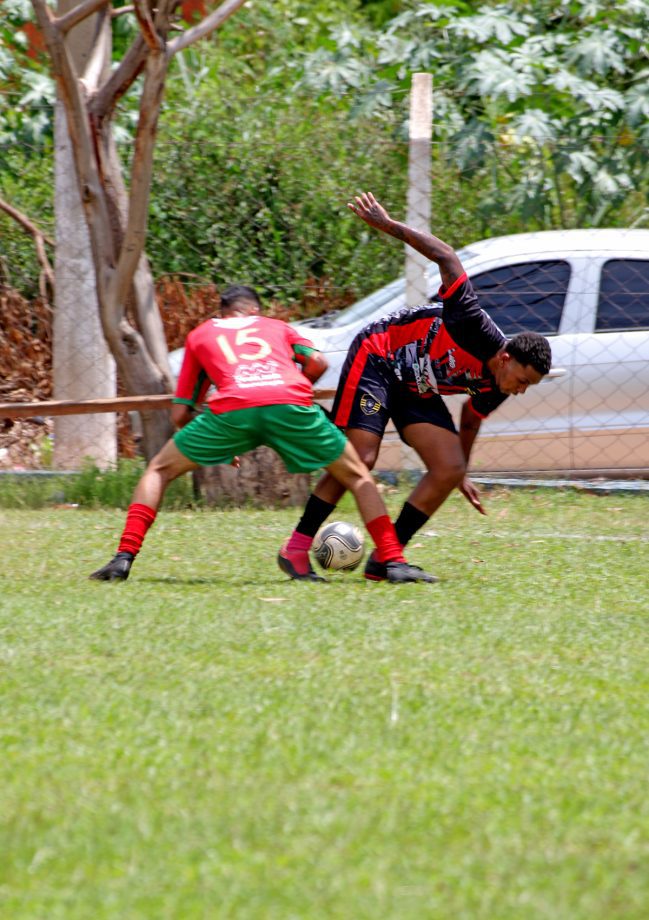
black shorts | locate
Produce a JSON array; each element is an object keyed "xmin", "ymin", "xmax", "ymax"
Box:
[{"xmin": 331, "ymin": 352, "xmax": 456, "ymax": 438}]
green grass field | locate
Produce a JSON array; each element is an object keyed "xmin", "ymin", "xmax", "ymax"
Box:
[{"xmin": 1, "ymin": 487, "xmax": 648, "ymax": 919}]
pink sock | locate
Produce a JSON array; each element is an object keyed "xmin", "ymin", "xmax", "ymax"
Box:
[{"xmin": 285, "ymin": 531, "xmax": 313, "ymax": 554}]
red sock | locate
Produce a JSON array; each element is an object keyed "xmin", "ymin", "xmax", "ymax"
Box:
[
  {"xmin": 285, "ymin": 531, "xmax": 314, "ymax": 554},
  {"xmin": 118, "ymin": 503, "xmax": 157, "ymax": 556},
  {"xmin": 366, "ymin": 515, "xmax": 406, "ymax": 564}
]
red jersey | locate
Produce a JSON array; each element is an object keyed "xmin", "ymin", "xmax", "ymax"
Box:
[{"xmin": 174, "ymin": 315, "xmax": 317, "ymax": 414}]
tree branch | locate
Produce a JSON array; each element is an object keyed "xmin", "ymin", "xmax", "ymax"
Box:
[
  {"xmin": 107, "ymin": 49, "xmax": 168, "ymax": 315},
  {"xmin": 54, "ymin": 0, "xmax": 110, "ymax": 34},
  {"xmin": 134, "ymin": 0, "xmax": 165, "ymax": 52},
  {"xmin": 167, "ymin": 0, "xmax": 249, "ymax": 56},
  {"xmin": 89, "ymin": 33, "xmax": 146, "ymax": 120},
  {"xmin": 81, "ymin": 7, "xmax": 111, "ymax": 94},
  {"xmin": 89, "ymin": 0, "xmax": 175, "ymax": 120},
  {"xmin": 0, "ymin": 196, "xmax": 55, "ymax": 298},
  {"xmin": 0, "ymin": 196, "xmax": 54, "ymax": 248}
]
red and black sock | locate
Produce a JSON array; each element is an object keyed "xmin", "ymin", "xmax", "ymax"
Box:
[{"xmin": 117, "ymin": 503, "xmax": 157, "ymax": 557}]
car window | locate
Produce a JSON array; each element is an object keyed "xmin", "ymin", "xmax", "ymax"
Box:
[
  {"xmin": 470, "ymin": 260, "xmax": 570, "ymax": 336},
  {"xmin": 596, "ymin": 259, "xmax": 649, "ymax": 331}
]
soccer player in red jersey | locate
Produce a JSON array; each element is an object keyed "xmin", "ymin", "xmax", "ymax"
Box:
[
  {"xmin": 89, "ymin": 284, "xmax": 435, "ymax": 584},
  {"xmin": 286, "ymin": 192, "xmax": 552, "ymax": 582}
]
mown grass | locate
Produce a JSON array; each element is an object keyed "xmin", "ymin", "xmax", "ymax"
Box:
[{"xmin": 1, "ymin": 488, "xmax": 648, "ymax": 919}]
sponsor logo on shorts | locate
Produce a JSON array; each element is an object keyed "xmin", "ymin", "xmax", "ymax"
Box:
[{"xmin": 360, "ymin": 393, "xmax": 381, "ymax": 415}]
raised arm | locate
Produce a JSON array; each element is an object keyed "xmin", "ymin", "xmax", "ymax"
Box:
[{"xmin": 348, "ymin": 192, "xmax": 465, "ymax": 291}]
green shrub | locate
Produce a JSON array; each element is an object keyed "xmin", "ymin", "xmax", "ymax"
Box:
[{"xmin": 0, "ymin": 460, "xmax": 198, "ymax": 510}]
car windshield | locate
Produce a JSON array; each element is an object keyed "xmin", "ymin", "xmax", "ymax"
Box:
[{"xmin": 326, "ymin": 246, "xmax": 480, "ymax": 328}]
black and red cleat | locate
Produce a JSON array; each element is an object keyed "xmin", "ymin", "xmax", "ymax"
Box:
[
  {"xmin": 89, "ymin": 551, "xmax": 134, "ymax": 581},
  {"xmin": 277, "ymin": 543, "xmax": 326, "ymax": 582},
  {"xmin": 385, "ymin": 561, "xmax": 437, "ymax": 584},
  {"xmin": 364, "ymin": 551, "xmax": 388, "ymax": 582},
  {"xmin": 365, "ymin": 551, "xmax": 437, "ymax": 584}
]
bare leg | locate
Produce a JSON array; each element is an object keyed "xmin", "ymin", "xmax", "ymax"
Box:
[
  {"xmin": 325, "ymin": 440, "xmax": 386, "ymax": 525},
  {"xmin": 401, "ymin": 423, "xmax": 466, "ymax": 517},
  {"xmin": 320, "ymin": 442, "xmax": 436, "ymax": 581},
  {"xmin": 280, "ymin": 433, "xmax": 436, "ymax": 582},
  {"xmin": 312, "ymin": 428, "xmax": 382, "ymax": 504},
  {"xmin": 90, "ymin": 440, "xmax": 199, "ymax": 581},
  {"xmin": 132, "ymin": 439, "xmax": 199, "ymax": 510}
]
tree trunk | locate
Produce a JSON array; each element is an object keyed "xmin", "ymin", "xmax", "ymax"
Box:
[
  {"xmin": 99, "ymin": 129, "xmax": 175, "ymax": 459},
  {"xmin": 53, "ymin": 4, "xmax": 116, "ymax": 469},
  {"xmin": 193, "ymin": 448, "xmax": 311, "ymax": 508},
  {"xmin": 33, "ymin": 0, "xmax": 248, "ymax": 462}
]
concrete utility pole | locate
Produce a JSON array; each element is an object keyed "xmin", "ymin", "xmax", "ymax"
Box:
[
  {"xmin": 405, "ymin": 73, "xmax": 433, "ymax": 308},
  {"xmin": 53, "ymin": 0, "xmax": 116, "ymax": 469}
]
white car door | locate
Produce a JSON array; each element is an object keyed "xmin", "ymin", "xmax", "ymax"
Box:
[
  {"xmin": 458, "ymin": 257, "xmax": 575, "ymax": 474},
  {"xmin": 570, "ymin": 257, "xmax": 649, "ymax": 474}
]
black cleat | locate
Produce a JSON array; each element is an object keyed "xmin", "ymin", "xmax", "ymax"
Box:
[
  {"xmin": 277, "ymin": 544, "xmax": 326, "ymax": 582},
  {"xmin": 89, "ymin": 551, "xmax": 134, "ymax": 581},
  {"xmin": 385, "ymin": 561, "xmax": 438, "ymax": 584},
  {"xmin": 364, "ymin": 552, "xmax": 388, "ymax": 582}
]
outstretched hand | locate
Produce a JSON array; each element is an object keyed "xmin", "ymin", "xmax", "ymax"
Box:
[
  {"xmin": 347, "ymin": 192, "xmax": 393, "ymax": 231},
  {"xmin": 459, "ymin": 477, "xmax": 487, "ymax": 515}
]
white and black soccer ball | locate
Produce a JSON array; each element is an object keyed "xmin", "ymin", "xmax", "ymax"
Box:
[{"xmin": 312, "ymin": 521, "xmax": 366, "ymax": 572}]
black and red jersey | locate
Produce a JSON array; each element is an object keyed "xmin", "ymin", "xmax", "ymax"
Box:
[{"xmin": 337, "ymin": 274, "xmax": 508, "ymax": 421}]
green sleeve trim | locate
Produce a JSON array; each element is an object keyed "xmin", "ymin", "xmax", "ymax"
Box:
[
  {"xmin": 172, "ymin": 397, "xmax": 196, "ymax": 407},
  {"xmin": 293, "ymin": 344, "xmax": 317, "ymax": 359}
]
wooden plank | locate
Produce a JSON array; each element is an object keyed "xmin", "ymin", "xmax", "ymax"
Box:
[{"xmin": 0, "ymin": 391, "xmax": 337, "ymax": 419}]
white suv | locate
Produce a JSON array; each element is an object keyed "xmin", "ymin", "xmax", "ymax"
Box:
[{"xmin": 292, "ymin": 229, "xmax": 649, "ymax": 477}]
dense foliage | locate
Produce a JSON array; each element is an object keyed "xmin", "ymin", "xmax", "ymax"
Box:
[
  {"xmin": 299, "ymin": 0, "xmax": 649, "ymax": 230},
  {"xmin": 1, "ymin": 0, "xmax": 648, "ymax": 305}
]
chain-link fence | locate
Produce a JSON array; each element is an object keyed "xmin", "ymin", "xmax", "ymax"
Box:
[
  {"xmin": 300, "ymin": 228, "xmax": 649, "ymax": 479},
  {"xmin": 2, "ymin": 107, "xmax": 648, "ymax": 478}
]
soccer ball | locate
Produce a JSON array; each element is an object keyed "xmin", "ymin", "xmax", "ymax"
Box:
[{"xmin": 312, "ymin": 521, "xmax": 366, "ymax": 572}]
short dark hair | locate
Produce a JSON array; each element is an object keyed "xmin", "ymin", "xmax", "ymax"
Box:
[
  {"xmin": 505, "ymin": 332, "xmax": 552, "ymax": 376},
  {"xmin": 220, "ymin": 285, "xmax": 261, "ymax": 312}
]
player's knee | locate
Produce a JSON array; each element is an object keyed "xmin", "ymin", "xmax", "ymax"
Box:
[
  {"xmin": 429, "ymin": 457, "xmax": 466, "ymax": 492},
  {"xmin": 148, "ymin": 452, "xmax": 181, "ymax": 484},
  {"xmin": 356, "ymin": 446, "xmax": 379, "ymax": 470},
  {"xmin": 445, "ymin": 458, "xmax": 467, "ymax": 489}
]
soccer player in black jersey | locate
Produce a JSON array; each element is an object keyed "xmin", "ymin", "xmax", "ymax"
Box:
[{"xmin": 282, "ymin": 192, "xmax": 552, "ymax": 581}]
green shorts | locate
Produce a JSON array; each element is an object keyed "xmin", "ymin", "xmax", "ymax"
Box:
[{"xmin": 173, "ymin": 404, "xmax": 347, "ymax": 473}]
